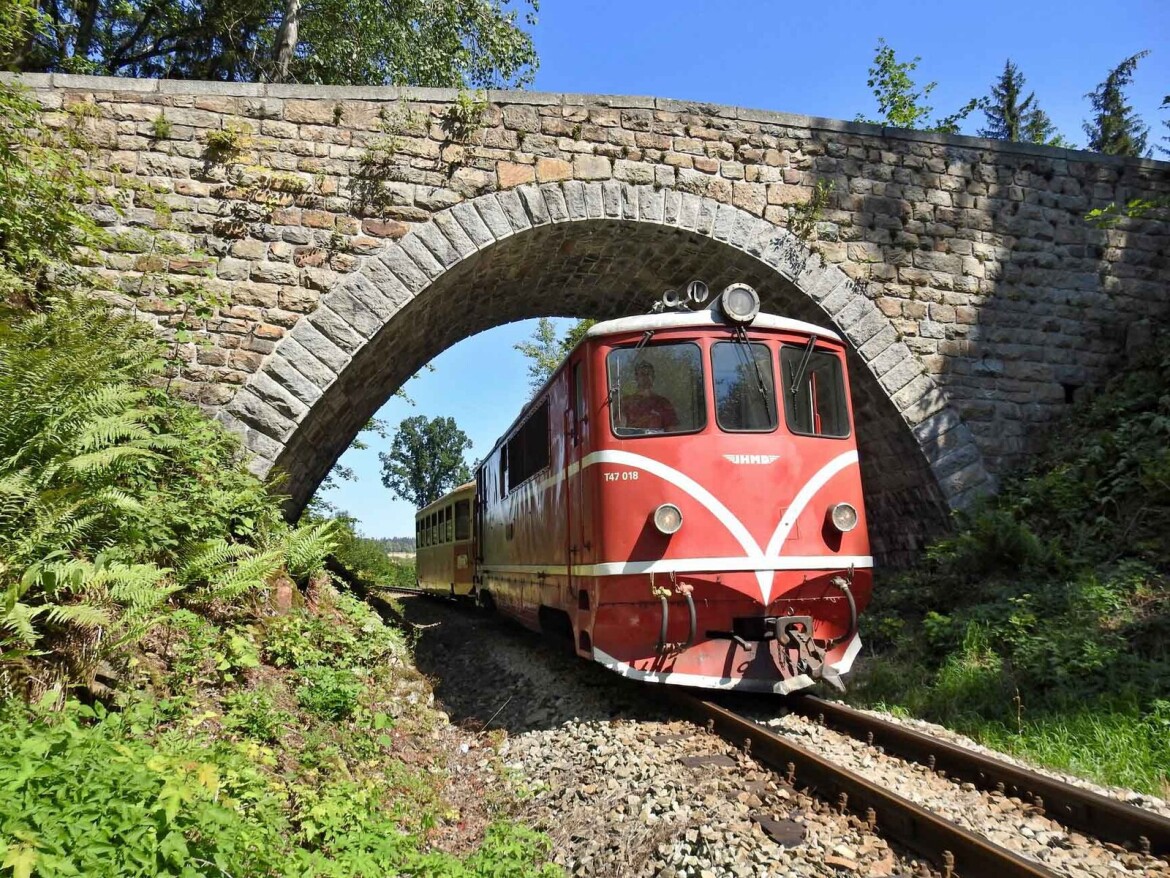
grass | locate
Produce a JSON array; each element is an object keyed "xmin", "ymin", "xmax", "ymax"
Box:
[{"xmin": 849, "ymin": 648, "xmax": 1170, "ymax": 796}]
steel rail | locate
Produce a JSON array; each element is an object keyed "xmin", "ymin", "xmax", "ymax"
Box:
[
  {"xmin": 789, "ymin": 695, "xmax": 1169, "ymax": 857},
  {"xmin": 668, "ymin": 691, "xmax": 1060, "ymax": 878}
]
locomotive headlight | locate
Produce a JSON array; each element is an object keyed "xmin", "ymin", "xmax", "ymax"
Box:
[
  {"xmin": 720, "ymin": 283, "xmax": 760, "ymax": 324},
  {"xmin": 828, "ymin": 502, "xmax": 859, "ymax": 533},
  {"xmin": 653, "ymin": 503, "xmax": 684, "ymax": 535}
]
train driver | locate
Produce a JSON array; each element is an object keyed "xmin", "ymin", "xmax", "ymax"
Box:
[{"xmin": 621, "ymin": 361, "xmax": 679, "ymax": 432}]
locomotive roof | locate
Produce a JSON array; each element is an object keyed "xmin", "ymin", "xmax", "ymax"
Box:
[{"xmin": 584, "ymin": 310, "xmax": 843, "ymax": 342}]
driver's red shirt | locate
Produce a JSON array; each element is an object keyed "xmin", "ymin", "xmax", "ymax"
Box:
[{"xmin": 621, "ymin": 393, "xmax": 678, "ymax": 431}]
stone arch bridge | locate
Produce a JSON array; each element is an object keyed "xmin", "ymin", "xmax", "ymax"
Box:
[{"xmin": 12, "ymin": 73, "xmax": 1170, "ymax": 562}]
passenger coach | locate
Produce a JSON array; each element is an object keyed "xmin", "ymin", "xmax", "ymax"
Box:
[{"xmin": 415, "ymin": 481, "xmax": 475, "ymax": 598}]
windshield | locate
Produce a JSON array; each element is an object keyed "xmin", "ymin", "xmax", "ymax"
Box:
[
  {"xmin": 712, "ymin": 341, "xmax": 777, "ymax": 432},
  {"xmin": 607, "ymin": 343, "xmax": 705, "ymax": 437},
  {"xmin": 780, "ymin": 345, "xmax": 850, "ymax": 438}
]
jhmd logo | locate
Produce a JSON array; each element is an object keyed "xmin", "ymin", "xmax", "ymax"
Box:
[{"xmin": 723, "ymin": 454, "xmax": 780, "ymax": 465}]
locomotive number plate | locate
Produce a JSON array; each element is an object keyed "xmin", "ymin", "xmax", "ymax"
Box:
[{"xmin": 602, "ymin": 470, "xmax": 639, "ymax": 482}]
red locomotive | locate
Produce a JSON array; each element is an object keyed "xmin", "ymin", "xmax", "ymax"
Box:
[{"xmin": 416, "ymin": 282, "xmax": 871, "ymax": 694}]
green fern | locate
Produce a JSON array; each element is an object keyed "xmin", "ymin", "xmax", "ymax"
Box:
[{"xmin": 0, "ymin": 296, "xmax": 335, "ymax": 689}]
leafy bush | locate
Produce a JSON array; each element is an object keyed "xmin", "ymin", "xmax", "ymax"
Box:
[
  {"xmin": 265, "ymin": 595, "xmax": 403, "ymax": 672},
  {"xmin": 223, "ymin": 688, "xmax": 293, "ymax": 743},
  {"xmin": 296, "ymin": 666, "xmax": 364, "ymax": 720},
  {"xmin": 0, "ymin": 65, "xmax": 104, "ymax": 306},
  {"xmin": 855, "ymin": 329, "xmax": 1170, "ymax": 791},
  {"xmin": 0, "ymin": 700, "xmax": 290, "ymax": 878}
]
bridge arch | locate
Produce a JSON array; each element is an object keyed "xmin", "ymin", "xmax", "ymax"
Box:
[{"xmin": 218, "ymin": 183, "xmax": 991, "ymax": 561}]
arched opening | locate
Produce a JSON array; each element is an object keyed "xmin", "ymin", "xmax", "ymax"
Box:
[{"xmin": 226, "ymin": 189, "xmax": 988, "ymax": 563}]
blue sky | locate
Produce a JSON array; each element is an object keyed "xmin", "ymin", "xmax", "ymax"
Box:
[{"xmin": 317, "ymin": 0, "xmax": 1169, "ymax": 539}]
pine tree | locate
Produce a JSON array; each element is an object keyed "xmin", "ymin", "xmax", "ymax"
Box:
[
  {"xmin": 1159, "ymin": 95, "xmax": 1169, "ymax": 157},
  {"xmin": 979, "ymin": 60, "xmax": 1032, "ymax": 141},
  {"xmin": 979, "ymin": 59, "xmax": 1066, "ymax": 146},
  {"xmin": 1083, "ymin": 51, "xmax": 1151, "ymax": 156}
]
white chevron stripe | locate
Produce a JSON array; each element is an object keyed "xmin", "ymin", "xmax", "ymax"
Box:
[
  {"xmin": 582, "ymin": 450, "xmax": 762, "ymax": 560},
  {"xmin": 505, "ymin": 449, "xmax": 863, "ymax": 604},
  {"xmin": 765, "ymin": 450, "xmax": 860, "ymax": 557}
]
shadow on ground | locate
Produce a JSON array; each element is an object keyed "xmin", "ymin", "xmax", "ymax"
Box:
[{"xmin": 390, "ymin": 594, "xmax": 671, "ymax": 735}]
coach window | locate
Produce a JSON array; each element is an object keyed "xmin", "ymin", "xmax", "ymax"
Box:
[
  {"xmin": 780, "ymin": 344, "xmax": 850, "ymax": 438},
  {"xmin": 445, "ymin": 506, "xmax": 453, "ymax": 542},
  {"xmin": 607, "ymin": 343, "xmax": 705, "ymax": 437},
  {"xmin": 429, "ymin": 513, "xmax": 437, "ymax": 545},
  {"xmin": 455, "ymin": 499, "xmax": 471, "ymax": 540},
  {"xmin": 712, "ymin": 342, "xmax": 777, "ymax": 432}
]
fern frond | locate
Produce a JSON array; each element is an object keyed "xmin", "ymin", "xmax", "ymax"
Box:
[
  {"xmin": 281, "ymin": 520, "xmax": 337, "ymax": 579},
  {"xmin": 74, "ymin": 411, "xmax": 154, "ymax": 452},
  {"xmin": 178, "ymin": 539, "xmax": 253, "ymax": 585},
  {"xmin": 0, "ymin": 602, "xmax": 43, "ymax": 647},
  {"xmin": 65, "ymin": 445, "xmax": 160, "ymax": 474},
  {"xmin": 198, "ymin": 547, "xmax": 285, "ymax": 601},
  {"xmin": 43, "ymin": 603, "xmax": 111, "ymax": 630}
]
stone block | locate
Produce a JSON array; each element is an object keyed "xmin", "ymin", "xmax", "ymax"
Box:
[
  {"xmin": 398, "ymin": 233, "xmax": 446, "ymax": 278},
  {"xmin": 613, "ymin": 159, "xmax": 654, "ymax": 185},
  {"xmin": 282, "ymin": 100, "xmax": 336, "ymax": 125},
  {"xmin": 377, "ymin": 242, "xmax": 431, "ymax": 293},
  {"xmin": 573, "ymin": 155, "xmax": 611, "ymax": 181},
  {"xmin": 517, "ymin": 184, "xmax": 551, "ymax": 225},
  {"xmin": 263, "ymin": 355, "xmax": 323, "ymax": 407},
  {"xmin": 275, "ymin": 338, "xmax": 334, "ymax": 390},
  {"xmin": 278, "ymin": 286, "xmax": 319, "ymax": 312},
  {"xmin": 451, "ymin": 201, "xmax": 495, "ymax": 247},
  {"xmin": 412, "ymin": 221, "xmax": 460, "ymax": 268},
  {"xmin": 535, "ymin": 157, "xmax": 572, "ymax": 183},
  {"xmin": 497, "ymin": 162, "xmax": 536, "ymax": 189},
  {"xmin": 433, "ymin": 211, "xmax": 477, "ymax": 257},
  {"xmin": 308, "ymin": 306, "xmax": 364, "ymax": 353},
  {"xmin": 251, "ymin": 262, "xmax": 299, "ymax": 284},
  {"xmin": 362, "ymin": 218, "xmax": 409, "ymax": 238},
  {"xmin": 562, "ymin": 180, "xmax": 588, "ymax": 220},
  {"xmin": 325, "ymin": 289, "xmax": 383, "ymax": 338}
]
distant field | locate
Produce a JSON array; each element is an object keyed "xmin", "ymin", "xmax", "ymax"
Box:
[{"xmin": 386, "ymin": 551, "xmax": 414, "ymax": 560}]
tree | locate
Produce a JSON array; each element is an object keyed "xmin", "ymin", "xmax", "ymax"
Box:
[
  {"xmin": 13, "ymin": 0, "xmax": 538, "ymax": 87},
  {"xmin": 513, "ymin": 317, "xmax": 594, "ymax": 393},
  {"xmin": 1083, "ymin": 51, "xmax": 1150, "ymax": 157},
  {"xmin": 978, "ymin": 59, "xmax": 1067, "ymax": 146},
  {"xmin": 1159, "ymin": 95, "xmax": 1169, "ymax": 157},
  {"xmin": 379, "ymin": 415, "xmax": 472, "ymax": 508},
  {"xmin": 855, "ymin": 37, "xmax": 976, "ymax": 133}
]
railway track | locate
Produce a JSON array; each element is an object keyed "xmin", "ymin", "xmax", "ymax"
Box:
[
  {"xmin": 669, "ymin": 691, "xmax": 1058, "ymax": 878},
  {"xmin": 785, "ymin": 695, "xmax": 1170, "ymax": 858},
  {"xmin": 371, "ymin": 590, "xmax": 1168, "ymax": 876},
  {"xmin": 668, "ymin": 690, "xmax": 1169, "ymax": 878}
]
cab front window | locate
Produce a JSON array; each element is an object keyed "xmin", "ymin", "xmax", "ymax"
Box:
[
  {"xmin": 607, "ymin": 343, "xmax": 705, "ymax": 437},
  {"xmin": 780, "ymin": 343, "xmax": 850, "ymax": 438},
  {"xmin": 712, "ymin": 341, "xmax": 777, "ymax": 432}
]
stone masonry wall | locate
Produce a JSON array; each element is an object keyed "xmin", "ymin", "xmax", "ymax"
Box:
[{"xmin": 7, "ymin": 73, "xmax": 1169, "ymax": 560}]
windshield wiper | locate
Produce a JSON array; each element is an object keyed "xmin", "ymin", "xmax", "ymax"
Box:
[
  {"xmin": 732, "ymin": 325, "xmax": 771, "ymax": 421},
  {"xmin": 789, "ymin": 336, "xmax": 817, "ymax": 398}
]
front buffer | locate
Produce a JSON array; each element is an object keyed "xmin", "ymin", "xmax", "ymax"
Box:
[{"xmin": 584, "ymin": 566, "xmax": 870, "ymax": 694}]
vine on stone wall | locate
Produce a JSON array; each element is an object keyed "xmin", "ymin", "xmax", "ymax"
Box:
[
  {"xmin": 352, "ymin": 101, "xmax": 426, "ymax": 216},
  {"xmin": 788, "ymin": 179, "xmax": 834, "ymax": 243}
]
